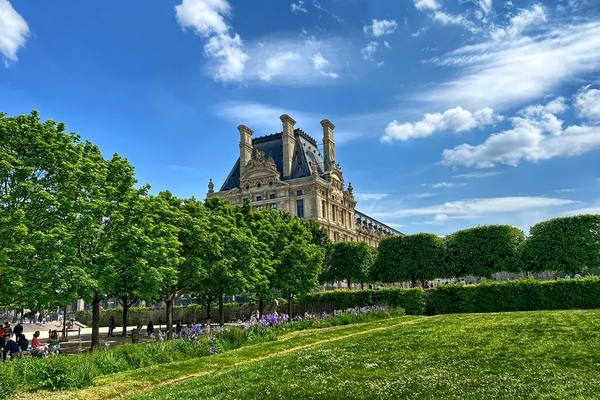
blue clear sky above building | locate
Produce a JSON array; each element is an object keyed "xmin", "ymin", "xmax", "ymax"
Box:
[{"xmin": 1, "ymin": 0, "xmax": 599, "ymax": 236}]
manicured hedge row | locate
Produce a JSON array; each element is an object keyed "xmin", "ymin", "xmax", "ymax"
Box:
[
  {"xmin": 299, "ymin": 278, "xmax": 600, "ymax": 316},
  {"xmin": 299, "ymin": 287, "xmax": 426, "ymax": 315},
  {"xmin": 426, "ymin": 277, "xmax": 600, "ymax": 314}
]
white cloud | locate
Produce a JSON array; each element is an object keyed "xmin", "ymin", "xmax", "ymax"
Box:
[
  {"xmin": 442, "ymin": 95, "xmax": 600, "ymax": 168},
  {"xmin": 175, "ymin": 0, "xmax": 248, "ymax": 82},
  {"xmin": 452, "ymin": 171, "xmax": 502, "ymax": 178},
  {"xmin": 259, "ymin": 52, "xmax": 300, "ymax": 81},
  {"xmin": 383, "ymin": 41, "xmax": 390, "ymax": 49},
  {"xmin": 203, "ymin": 33, "xmax": 248, "ymax": 81},
  {"xmin": 311, "ymin": 52, "xmax": 338, "ymax": 78},
  {"xmin": 214, "ymin": 101, "xmax": 315, "ymax": 134},
  {"xmin": 176, "ymin": 2, "xmax": 344, "ymax": 85},
  {"xmin": 491, "ymin": 4, "xmax": 546, "ymax": 40},
  {"xmin": 370, "ymin": 196, "xmax": 575, "ymax": 219},
  {"xmin": 361, "ymin": 41, "xmax": 378, "ymax": 60},
  {"xmin": 312, "ymin": 0, "xmax": 326, "ymax": 12},
  {"xmin": 354, "ymin": 193, "xmax": 389, "ymax": 201},
  {"xmin": 0, "ymin": 0, "xmax": 29, "ymax": 63},
  {"xmin": 574, "ymin": 86, "xmax": 600, "ymax": 122},
  {"xmin": 432, "ymin": 12, "xmax": 480, "ymax": 33},
  {"xmin": 426, "ymin": 182, "xmax": 466, "ymax": 188},
  {"xmin": 421, "ymin": 16, "xmax": 600, "ymax": 112},
  {"xmin": 478, "ymin": 0, "xmax": 493, "ymax": 15},
  {"xmin": 291, "ymin": 1, "xmax": 307, "ymax": 13},
  {"xmin": 382, "ymin": 106, "xmax": 503, "ymax": 142},
  {"xmin": 564, "ymin": 206, "xmax": 600, "ymax": 215},
  {"xmin": 363, "ymin": 19, "xmax": 398, "ymax": 37},
  {"xmin": 414, "ymin": 0, "xmax": 441, "ymax": 11},
  {"xmin": 213, "ymin": 100, "xmax": 394, "ymax": 144}
]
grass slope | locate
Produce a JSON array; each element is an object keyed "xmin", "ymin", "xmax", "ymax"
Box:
[{"xmin": 32, "ymin": 310, "xmax": 600, "ymax": 399}]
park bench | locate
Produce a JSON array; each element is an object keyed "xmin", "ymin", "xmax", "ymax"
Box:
[{"xmin": 49, "ymin": 328, "xmax": 81, "ymax": 341}]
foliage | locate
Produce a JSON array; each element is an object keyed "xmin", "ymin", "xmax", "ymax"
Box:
[
  {"xmin": 109, "ymin": 193, "xmax": 181, "ymax": 336},
  {"xmin": 328, "ymin": 241, "xmax": 374, "ymax": 288},
  {"xmin": 199, "ymin": 197, "xmax": 271, "ymax": 325},
  {"xmin": 372, "ymin": 233, "xmax": 445, "ymax": 286},
  {"xmin": 521, "ymin": 214, "xmax": 600, "ymax": 275},
  {"xmin": 0, "ymin": 111, "xmax": 85, "ymax": 310},
  {"xmin": 299, "ymin": 287, "xmax": 425, "ymax": 315},
  {"xmin": 270, "ymin": 216, "xmax": 325, "ymax": 317},
  {"xmin": 426, "ymin": 276, "xmax": 600, "ymax": 314},
  {"xmin": 445, "ymin": 225, "xmax": 525, "ymax": 278}
]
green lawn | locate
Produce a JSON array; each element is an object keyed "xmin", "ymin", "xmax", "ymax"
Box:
[{"xmin": 32, "ymin": 310, "xmax": 600, "ymax": 399}]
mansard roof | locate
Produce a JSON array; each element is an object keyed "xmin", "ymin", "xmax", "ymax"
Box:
[
  {"xmin": 220, "ymin": 129, "xmax": 326, "ymax": 191},
  {"xmin": 355, "ymin": 210, "xmax": 403, "ymax": 236}
]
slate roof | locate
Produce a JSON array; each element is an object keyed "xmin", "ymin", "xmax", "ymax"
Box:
[{"xmin": 220, "ymin": 129, "xmax": 326, "ymax": 191}]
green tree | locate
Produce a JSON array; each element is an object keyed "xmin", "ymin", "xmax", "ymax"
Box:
[
  {"xmin": 0, "ymin": 111, "xmax": 84, "ymax": 310},
  {"xmin": 109, "ymin": 193, "xmax": 181, "ymax": 336},
  {"xmin": 66, "ymin": 151, "xmax": 140, "ymax": 349},
  {"xmin": 372, "ymin": 233, "xmax": 444, "ymax": 287},
  {"xmin": 239, "ymin": 205, "xmax": 282, "ymax": 315},
  {"xmin": 302, "ymin": 220, "xmax": 334, "ymax": 285},
  {"xmin": 329, "ymin": 241, "xmax": 373, "ymax": 289},
  {"xmin": 521, "ymin": 214, "xmax": 600, "ymax": 276},
  {"xmin": 200, "ymin": 197, "xmax": 269, "ymax": 325},
  {"xmin": 271, "ymin": 217, "xmax": 325, "ymax": 317},
  {"xmin": 446, "ymin": 225, "xmax": 525, "ymax": 279},
  {"xmin": 158, "ymin": 193, "xmax": 209, "ymax": 338}
]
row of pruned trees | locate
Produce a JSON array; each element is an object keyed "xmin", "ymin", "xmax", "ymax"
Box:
[
  {"xmin": 1, "ymin": 111, "xmax": 327, "ymax": 349},
  {"xmin": 322, "ymin": 215, "xmax": 600, "ymax": 288}
]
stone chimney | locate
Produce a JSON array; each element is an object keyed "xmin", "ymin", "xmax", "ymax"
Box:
[
  {"xmin": 238, "ymin": 125, "xmax": 253, "ymax": 177},
  {"xmin": 280, "ymin": 114, "xmax": 296, "ymax": 179},
  {"xmin": 320, "ymin": 119, "xmax": 335, "ymax": 171}
]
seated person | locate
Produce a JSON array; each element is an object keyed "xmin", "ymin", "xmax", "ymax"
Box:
[
  {"xmin": 146, "ymin": 321, "xmax": 154, "ymax": 336},
  {"xmin": 31, "ymin": 331, "xmax": 48, "ymax": 352},
  {"xmin": 3, "ymin": 333, "xmax": 19, "ymax": 360},
  {"xmin": 3, "ymin": 322, "xmax": 12, "ymax": 336},
  {"xmin": 16, "ymin": 334, "xmax": 29, "ymax": 352}
]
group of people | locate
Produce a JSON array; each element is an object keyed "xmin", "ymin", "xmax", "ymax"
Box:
[{"xmin": 1, "ymin": 320, "xmax": 51, "ymax": 361}]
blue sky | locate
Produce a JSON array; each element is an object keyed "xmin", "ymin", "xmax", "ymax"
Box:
[{"xmin": 1, "ymin": 0, "xmax": 599, "ymax": 236}]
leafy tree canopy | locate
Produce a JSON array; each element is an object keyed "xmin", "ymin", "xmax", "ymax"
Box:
[
  {"xmin": 446, "ymin": 225, "xmax": 525, "ymax": 278},
  {"xmin": 521, "ymin": 214, "xmax": 600, "ymax": 275}
]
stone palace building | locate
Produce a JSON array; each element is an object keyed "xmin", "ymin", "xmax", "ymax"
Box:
[{"xmin": 207, "ymin": 115, "xmax": 401, "ymax": 245}]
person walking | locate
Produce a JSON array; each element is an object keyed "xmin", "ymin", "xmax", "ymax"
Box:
[{"xmin": 107, "ymin": 316, "xmax": 116, "ymax": 337}]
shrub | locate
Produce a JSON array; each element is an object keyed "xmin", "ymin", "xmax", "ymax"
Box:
[
  {"xmin": 426, "ymin": 277, "xmax": 600, "ymax": 314},
  {"xmin": 299, "ymin": 287, "xmax": 425, "ymax": 315}
]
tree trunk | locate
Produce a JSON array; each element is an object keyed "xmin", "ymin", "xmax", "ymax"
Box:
[
  {"xmin": 218, "ymin": 294, "xmax": 224, "ymax": 326},
  {"xmin": 347, "ymin": 278, "xmax": 351, "ymax": 290},
  {"xmin": 287, "ymin": 294, "xmax": 293, "ymax": 320},
  {"xmin": 206, "ymin": 298, "xmax": 211, "ymax": 320},
  {"xmin": 258, "ymin": 298, "xmax": 264, "ymax": 316},
  {"xmin": 360, "ymin": 282, "xmax": 364, "ymax": 290},
  {"xmin": 411, "ymin": 277, "xmax": 417, "ymax": 288},
  {"xmin": 62, "ymin": 306, "xmax": 67, "ymax": 340},
  {"xmin": 121, "ymin": 299, "xmax": 129, "ymax": 336},
  {"xmin": 90, "ymin": 293, "xmax": 100, "ymax": 350},
  {"xmin": 166, "ymin": 298, "xmax": 174, "ymax": 340}
]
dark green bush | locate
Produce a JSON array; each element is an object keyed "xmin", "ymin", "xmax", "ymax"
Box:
[
  {"xmin": 299, "ymin": 287, "xmax": 425, "ymax": 315},
  {"xmin": 426, "ymin": 277, "xmax": 600, "ymax": 314}
]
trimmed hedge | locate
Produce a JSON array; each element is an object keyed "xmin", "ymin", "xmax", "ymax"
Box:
[
  {"xmin": 299, "ymin": 278, "xmax": 600, "ymax": 316},
  {"xmin": 426, "ymin": 277, "xmax": 600, "ymax": 314},
  {"xmin": 299, "ymin": 287, "xmax": 425, "ymax": 315}
]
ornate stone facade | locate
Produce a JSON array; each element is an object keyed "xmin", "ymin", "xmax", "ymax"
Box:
[{"xmin": 207, "ymin": 115, "xmax": 401, "ymax": 245}]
